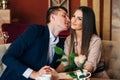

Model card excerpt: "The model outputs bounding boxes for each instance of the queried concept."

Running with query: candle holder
[1,0,7,9]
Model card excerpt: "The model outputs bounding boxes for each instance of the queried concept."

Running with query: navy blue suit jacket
[0,24,64,80]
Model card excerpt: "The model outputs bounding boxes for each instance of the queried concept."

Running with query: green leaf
[67,72,77,78]
[64,64,76,71]
[68,53,77,67]
[64,65,73,70]
[69,52,77,58]
[57,58,68,62]
[54,46,65,55]
[75,66,84,73]
[79,75,86,78]
[79,66,84,73]
[69,57,75,66]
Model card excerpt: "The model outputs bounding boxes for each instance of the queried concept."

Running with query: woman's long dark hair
[69,6,97,56]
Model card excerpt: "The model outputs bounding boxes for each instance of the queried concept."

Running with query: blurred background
[0,0,120,42]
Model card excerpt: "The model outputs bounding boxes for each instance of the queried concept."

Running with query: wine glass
[0,31,5,44]
[0,31,3,40]
[3,31,9,43]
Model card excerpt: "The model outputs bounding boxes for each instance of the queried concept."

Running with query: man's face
[53,9,70,31]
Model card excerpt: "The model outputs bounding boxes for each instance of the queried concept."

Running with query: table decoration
[54,46,91,80]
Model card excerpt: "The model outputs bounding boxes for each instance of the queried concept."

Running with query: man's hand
[29,65,52,79]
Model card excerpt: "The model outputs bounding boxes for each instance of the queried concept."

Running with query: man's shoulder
[20,24,48,45]
[28,24,46,29]
[25,24,48,33]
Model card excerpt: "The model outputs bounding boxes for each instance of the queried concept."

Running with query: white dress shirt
[49,30,59,63]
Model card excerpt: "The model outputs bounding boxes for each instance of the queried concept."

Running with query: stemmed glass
[3,31,9,43]
[0,31,3,40]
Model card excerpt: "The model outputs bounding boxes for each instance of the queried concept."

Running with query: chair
[103,40,120,79]
[0,43,11,76]
[2,23,70,43]
[2,23,28,43]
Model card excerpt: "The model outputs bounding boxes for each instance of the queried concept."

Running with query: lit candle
[2,0,7,9]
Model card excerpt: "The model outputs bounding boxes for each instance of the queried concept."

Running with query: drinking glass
[0,31,3,40]
[3,31,9,43]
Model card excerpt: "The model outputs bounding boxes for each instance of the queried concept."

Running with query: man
[0,6,70,80]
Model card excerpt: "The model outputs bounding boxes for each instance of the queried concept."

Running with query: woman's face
[71,10,83,30]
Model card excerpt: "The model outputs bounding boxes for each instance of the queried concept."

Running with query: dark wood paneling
[100,0,104,39]
[88,0,93,8]
[70,0,80,17]
[8,0,80,25]
[8,0,48,25]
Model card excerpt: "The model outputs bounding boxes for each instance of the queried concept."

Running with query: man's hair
[46,6,68,24]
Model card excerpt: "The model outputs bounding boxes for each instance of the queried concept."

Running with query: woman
[57,6,109,78]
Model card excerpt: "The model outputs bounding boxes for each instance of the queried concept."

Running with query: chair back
[2,23,28,43]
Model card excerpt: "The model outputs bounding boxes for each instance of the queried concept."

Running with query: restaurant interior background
[0,0,120,41]
[1,0,120,79]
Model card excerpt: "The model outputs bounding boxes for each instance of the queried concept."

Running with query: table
[90,78,116,80]
[60,78,116,80]
[58,73,116,80]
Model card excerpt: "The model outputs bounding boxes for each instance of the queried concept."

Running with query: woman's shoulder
[66,35,71,40]
[64,35,71,45]
[90,34,102,44]
[91,34,101,40]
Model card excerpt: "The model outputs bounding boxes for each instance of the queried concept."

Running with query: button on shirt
[23,29,59,78]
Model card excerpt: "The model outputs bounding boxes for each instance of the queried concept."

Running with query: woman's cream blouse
[62,34,102,72]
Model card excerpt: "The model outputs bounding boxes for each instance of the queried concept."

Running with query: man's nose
[66,16,70,22]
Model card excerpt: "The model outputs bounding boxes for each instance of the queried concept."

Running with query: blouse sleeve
[61,36,71,66]
[84,35,102,72]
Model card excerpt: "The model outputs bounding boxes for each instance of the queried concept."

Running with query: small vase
[76,70,91,80]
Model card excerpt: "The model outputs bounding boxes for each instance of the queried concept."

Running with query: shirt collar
[49,29,59,44]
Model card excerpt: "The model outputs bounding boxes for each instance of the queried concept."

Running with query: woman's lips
[71,23,77,26]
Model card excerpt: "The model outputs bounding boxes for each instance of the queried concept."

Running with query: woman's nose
[71,17,77,23]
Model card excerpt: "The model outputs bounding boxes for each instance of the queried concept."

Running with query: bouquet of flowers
[54,46,87,79]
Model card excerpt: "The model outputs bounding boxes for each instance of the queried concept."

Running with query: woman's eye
[78,18,82,20]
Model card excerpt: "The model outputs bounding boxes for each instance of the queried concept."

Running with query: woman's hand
[49,67,59,80]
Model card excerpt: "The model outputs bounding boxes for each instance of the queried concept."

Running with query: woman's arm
[56,63,65,72]
[84,35,102,73]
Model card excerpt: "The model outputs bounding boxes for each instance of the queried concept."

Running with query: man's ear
[50,14,55,21]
